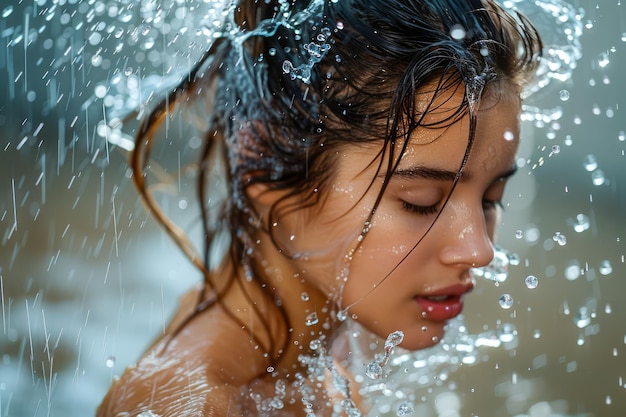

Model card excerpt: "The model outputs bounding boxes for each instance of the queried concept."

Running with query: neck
[222,249,342,382]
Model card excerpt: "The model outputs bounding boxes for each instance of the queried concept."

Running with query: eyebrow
[389,165,518,183]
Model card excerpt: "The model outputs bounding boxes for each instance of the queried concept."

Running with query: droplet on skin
[559,89,570,101]
[336,309,348,321]
[309,339,322,350]
[304,312,319,326]
[137,412,161,417]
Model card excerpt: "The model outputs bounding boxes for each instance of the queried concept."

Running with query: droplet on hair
[449,24,466,40]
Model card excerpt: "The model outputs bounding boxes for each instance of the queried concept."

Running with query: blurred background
[0,0,624,416]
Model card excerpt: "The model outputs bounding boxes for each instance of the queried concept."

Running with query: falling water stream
[1,0,625,416]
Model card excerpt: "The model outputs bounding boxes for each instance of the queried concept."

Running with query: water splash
[365,331,404,380]
[347,318,519,414]
[470,245,518,283]
[501,0,584,122]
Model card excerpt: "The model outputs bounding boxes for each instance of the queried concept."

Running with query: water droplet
[619,131,626,142]
[397,401,415,416]
[105,355,116,368]
[525,275,539,289]
[266,366,275,373]
[309,339,322,350]
[471,246,511,283]
[574,307,591,328]
[569,213,590,233]
[552,232,567,246]
[591,169,606,186]
[514,230,524,239]
[583,154,598,171]
[384,331,404,351]
[576,334,585,346]
[2,6,13,18]
[499,294,514,309]
[450,24,466,40]
[533,329,541,339]
[300,292,309,301]
[503,129,515,141]
[599,260,613,275]
[606,395,612,405]
[551,145,560,154]
[559,89,570,101]
[596,52,610,68]
[138,411,160,417]
[565,260,581,280]
[304,312,319,326]
[336,309,348,321]
[365,361,383,379]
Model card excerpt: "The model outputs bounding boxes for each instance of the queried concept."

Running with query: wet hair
[130,0,541,363]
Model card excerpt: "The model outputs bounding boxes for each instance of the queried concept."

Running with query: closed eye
[402,201,439,216]
[482,199,504,212]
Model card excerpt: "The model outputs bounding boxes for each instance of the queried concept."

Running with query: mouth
[414,284,473,321]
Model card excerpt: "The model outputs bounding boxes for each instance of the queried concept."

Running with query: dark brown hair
[130,0,542,363]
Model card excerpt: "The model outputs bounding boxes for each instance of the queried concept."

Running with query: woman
[97,0,541,415]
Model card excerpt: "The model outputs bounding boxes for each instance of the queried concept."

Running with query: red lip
[415,283,474,321]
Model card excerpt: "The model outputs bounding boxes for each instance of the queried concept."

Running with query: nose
[438,205,495,268]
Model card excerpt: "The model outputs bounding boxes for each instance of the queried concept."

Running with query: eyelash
[402,199,504,215]
[401,201,439,215]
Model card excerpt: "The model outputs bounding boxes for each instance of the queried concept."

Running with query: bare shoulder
[96,287,259,417]
[96,348,239,416]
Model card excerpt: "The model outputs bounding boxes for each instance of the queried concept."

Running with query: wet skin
[256,84,521,352]
[97,85,521,416]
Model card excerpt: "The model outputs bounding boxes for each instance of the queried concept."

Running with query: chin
[398,324,446,351]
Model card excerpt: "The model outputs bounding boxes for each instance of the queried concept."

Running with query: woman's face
[269,84,521,350]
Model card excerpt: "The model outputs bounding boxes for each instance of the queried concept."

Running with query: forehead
[401,83,521,172]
